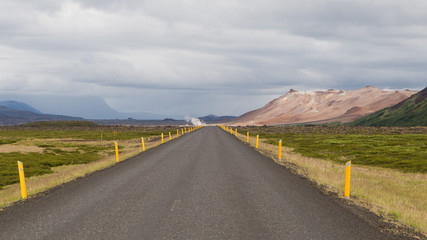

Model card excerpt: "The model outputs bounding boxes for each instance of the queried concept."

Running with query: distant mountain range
[0,95,167,119]
[351,87,427,126]
[0,100,193,126]
[0,100,42,114]
[198,114,236,124]
[0,104,83,125]
[231,86,418,126]
[2,86,425,127]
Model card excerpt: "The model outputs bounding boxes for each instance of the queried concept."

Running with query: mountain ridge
[351,87,427,126]
[0,106,83,126]
[198,114,236,123]
[231,86,417,125]
[0,100,42,114]
[0,95,166,120]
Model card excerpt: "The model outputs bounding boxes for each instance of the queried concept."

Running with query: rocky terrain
[232,86,417,125]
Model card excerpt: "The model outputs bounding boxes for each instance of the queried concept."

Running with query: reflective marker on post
[141,137,145,151]
[256,135,259,148]
[161,133,164,143]
[278,140,282,161]
[344,161,352,199]
[17,161,27,199]
[247,132,249,142]
[169,132,172,140]
[115,141,119,162]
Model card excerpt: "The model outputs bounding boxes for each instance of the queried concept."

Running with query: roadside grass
[0,125,190,209]
[0,143,111,188]
[228,126,427,237]
[239,126,427,173]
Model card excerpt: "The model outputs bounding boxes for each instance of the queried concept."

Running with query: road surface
[0,127,404,239]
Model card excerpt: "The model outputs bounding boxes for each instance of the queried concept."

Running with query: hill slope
[231,86,417,125]
[0,100,42,114]
[0,106,83,125]
[351,87,427,126]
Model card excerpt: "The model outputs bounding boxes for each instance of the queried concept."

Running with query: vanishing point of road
[0,127,404,239]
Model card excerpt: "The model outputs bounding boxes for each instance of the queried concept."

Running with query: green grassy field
[0,145,111,188]
[239,126,427,173]
[2,121,180,140]
[0,122,184,189]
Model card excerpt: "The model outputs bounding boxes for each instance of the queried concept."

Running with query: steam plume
[184,116,205,126]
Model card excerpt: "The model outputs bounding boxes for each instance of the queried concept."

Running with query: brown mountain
[351,87,427,126]
[232,86,417,126]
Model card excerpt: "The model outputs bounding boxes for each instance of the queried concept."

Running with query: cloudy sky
[0,0,426,118]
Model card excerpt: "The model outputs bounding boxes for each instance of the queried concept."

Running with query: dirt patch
[0,145,43,153]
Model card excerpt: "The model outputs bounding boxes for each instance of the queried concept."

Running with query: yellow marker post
[247,132,249,142]
[161,133,164,143]
[182,129,184,135]
[177,129,179,137]
[278,140,282,161]
[169,132,172,140]
[344,161,352,199]
[235,129,237,136]
[141,137,145,151]
[115,141,119,162]
[256,135,259,148]
[17,161,27,199]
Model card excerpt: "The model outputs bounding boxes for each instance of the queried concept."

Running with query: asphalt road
[0,127,403,239]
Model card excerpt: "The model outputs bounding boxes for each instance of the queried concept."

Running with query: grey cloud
[0,0,426,116]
